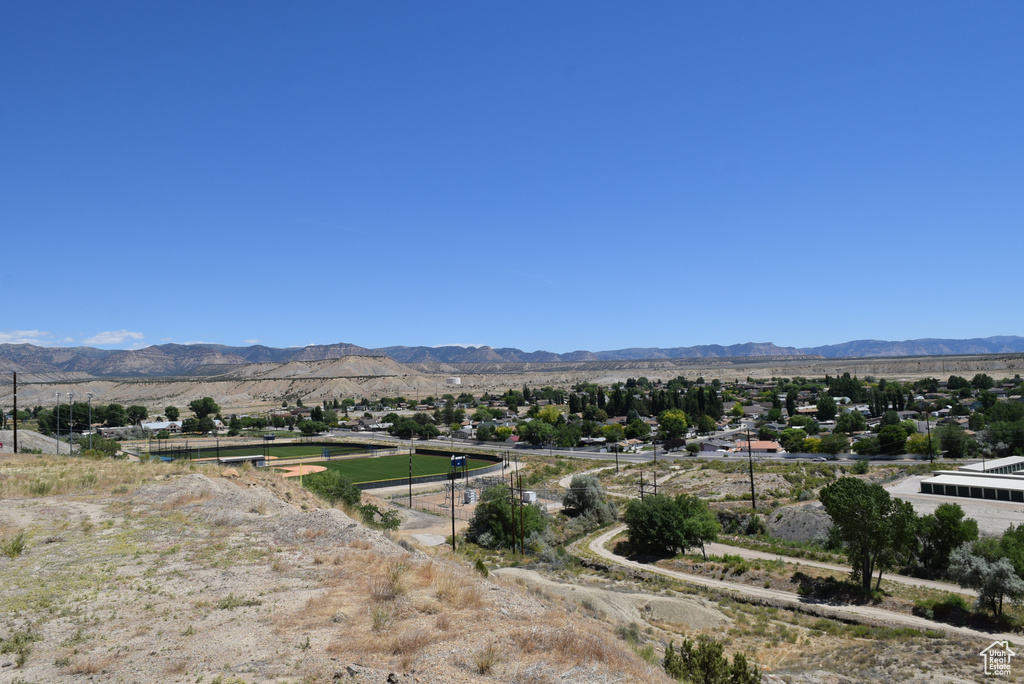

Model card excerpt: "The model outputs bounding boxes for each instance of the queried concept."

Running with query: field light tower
[87,392,93,451]
[68,393,74,454]
[55,391,61,455]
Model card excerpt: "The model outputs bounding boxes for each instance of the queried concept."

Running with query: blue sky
[3,2,1022,353]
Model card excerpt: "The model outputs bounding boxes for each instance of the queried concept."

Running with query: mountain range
[0,336,1022,378]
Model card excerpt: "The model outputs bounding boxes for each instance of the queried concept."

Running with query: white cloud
[0,329,54,345]
[81,330,145,345]
[243,339,261,345]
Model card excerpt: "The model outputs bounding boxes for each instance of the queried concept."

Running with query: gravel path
[588,525,1012,643]
[701,541,978,597]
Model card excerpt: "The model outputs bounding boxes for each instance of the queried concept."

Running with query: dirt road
[588,526,1012,643]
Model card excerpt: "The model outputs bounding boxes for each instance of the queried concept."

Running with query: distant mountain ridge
[0,336,1022,377]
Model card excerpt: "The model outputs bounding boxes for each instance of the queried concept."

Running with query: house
[701,439,733,453]
[140,420,184,434]
[736,440,782,454]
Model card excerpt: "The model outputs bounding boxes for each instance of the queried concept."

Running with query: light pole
[55,391,61,455]
[68,393,73,455]
[87,392,93,451]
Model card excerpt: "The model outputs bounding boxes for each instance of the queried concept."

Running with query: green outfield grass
[317,453,495,484]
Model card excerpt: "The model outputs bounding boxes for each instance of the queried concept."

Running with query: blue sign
[451,455,466,469]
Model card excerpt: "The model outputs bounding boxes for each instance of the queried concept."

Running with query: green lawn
[317,453,495,484]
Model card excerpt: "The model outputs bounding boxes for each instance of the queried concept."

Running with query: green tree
[818,433,848,456]
[657,409,689,441]
[624,419,651,440]
[947,375,970,390]
[105,404,127,428]
[197,416,216,434]
[785,389,798,418]
[536,405,561,425]
[852,436,879,456]
[816,394,837,422]
[126,405,148,426]
[304,470,361,507]
[189,397,220,420]
[877,425,908,456]
[820,477,917,592]
[476,424,494,441]
[663,637,760,684]
[624,494,719,559]
[520,419,554,446]
[779,428,807,453]
[552,421,581,448]
[949,544,1024,616]
[297,420,326,436]
[466,484,547,550]
[971,373,995,390]
[697,414,718,435]
[601,423,625,443]
[936,423,974,459]
[165,406,180,421]
[562,474,617,526]
[417,422,440,439]
[624,495,688,556]
[835,410,867,434]
[905,433,930,455]
[918,503,979,575]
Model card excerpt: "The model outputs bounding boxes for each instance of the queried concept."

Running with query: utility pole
[653,468,657,496]
[509,469,517,553]
[925,407,934,464]
[450,464,456,552]
[68,393,73,455]
[517,471,525,555]
[408,436,413,507]
[12,372,17,454]
[86,392,92,451]
[746,430,756,511]
[55,391,61,455]
[639,471,645,502]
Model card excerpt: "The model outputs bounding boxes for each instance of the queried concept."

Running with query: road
[346,429,935,467]
[587,526,1007,642]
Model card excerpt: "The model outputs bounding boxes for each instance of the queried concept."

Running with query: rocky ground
[0,454,670,684]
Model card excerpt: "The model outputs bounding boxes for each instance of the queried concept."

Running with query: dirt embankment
[0,455,670,683]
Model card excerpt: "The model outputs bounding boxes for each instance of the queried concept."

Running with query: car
[813,457,827,462]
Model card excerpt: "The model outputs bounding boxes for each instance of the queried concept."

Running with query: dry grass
[0,451,684,683]
[63,656,114,674]
[368,556,411,602]
[510,619,637,671]
[157,491,215,510]
[164,658,190,674]
[473,643,501,674]
[390,627,433,655]
[433,566,482,608]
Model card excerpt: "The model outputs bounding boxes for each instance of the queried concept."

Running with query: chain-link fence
[386,480,566,521]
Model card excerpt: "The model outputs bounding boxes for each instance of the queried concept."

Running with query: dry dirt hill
[0,454,670,684]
